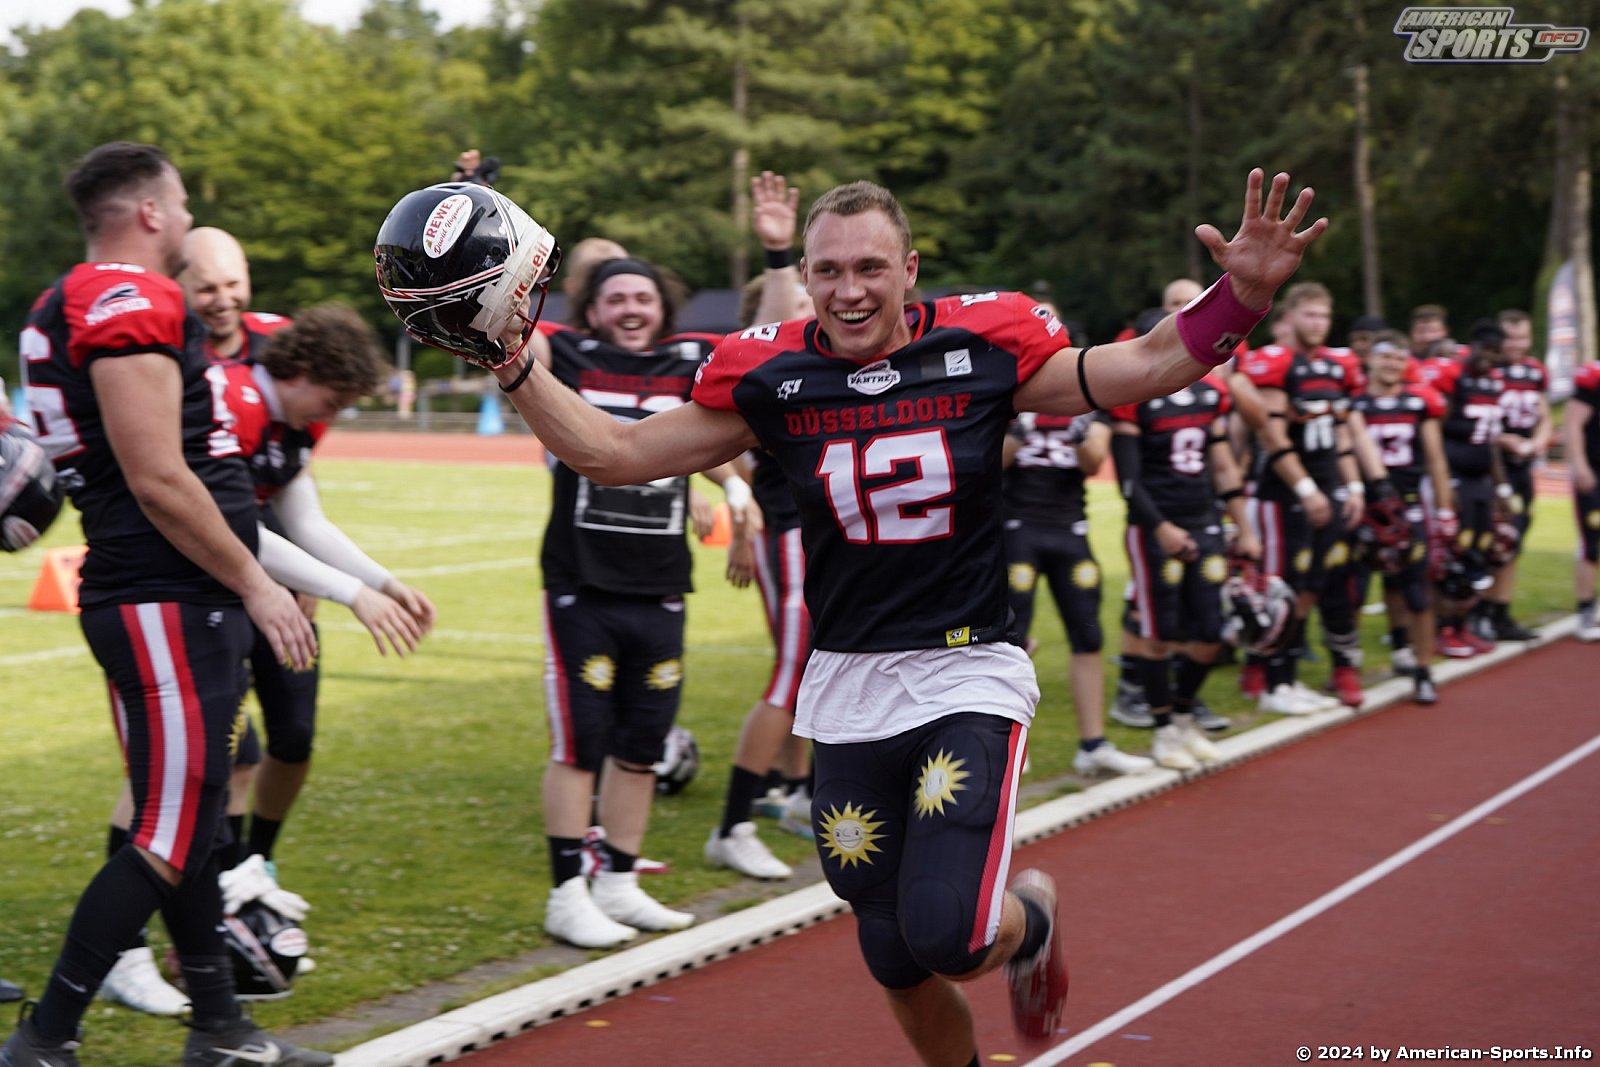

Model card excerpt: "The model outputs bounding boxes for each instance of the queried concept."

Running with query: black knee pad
[855,905,930,989]
[265,723,314,765]
[899,876,997,978]
[1065,616,1103,655]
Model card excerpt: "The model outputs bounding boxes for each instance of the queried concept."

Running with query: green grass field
[0,457,1580,1063]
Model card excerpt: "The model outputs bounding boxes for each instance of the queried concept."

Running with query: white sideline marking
[391,556,538,579]
[0,644,88,668]
[1024,729,1600,1067]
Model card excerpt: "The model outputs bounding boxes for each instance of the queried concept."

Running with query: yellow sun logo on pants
[914,750,969,818]
[1072,560,1100,589]
[1009,562,1037,593]
[646,659,683,691]
[819,802,885,868]
[581,655,616,691]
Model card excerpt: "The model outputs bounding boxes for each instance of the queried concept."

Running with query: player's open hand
[384,579,438,633]
[751,171,800,253]
[351,586,427,657]
[245,581,318,671]
[1195,170,1328,310]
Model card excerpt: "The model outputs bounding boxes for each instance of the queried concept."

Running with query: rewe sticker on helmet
[422,194,474,258]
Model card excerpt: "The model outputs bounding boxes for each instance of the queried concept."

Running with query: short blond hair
[803,181,911,258]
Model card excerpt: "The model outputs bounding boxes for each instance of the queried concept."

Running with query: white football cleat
[1173,719,1220,762]
[544,876,637,949]
[590,870,695,931]
[705,822,793,879]
[1072,742,1155,777]
[98,945,189,1016]
[1259,684,1323,716]
[1151,725,1199,771]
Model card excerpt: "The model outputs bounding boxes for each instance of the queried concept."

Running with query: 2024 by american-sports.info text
[1297,1046,1593,1062]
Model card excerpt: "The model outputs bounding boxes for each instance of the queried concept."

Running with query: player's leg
[1316,516,1364,708]
[1171,528,1231,732]
[539,589,634,949]
[1575,488,1600,640]
[810,727,984,1065]
[245,621,320,863]
[1047,531,1148,776]
[1004,519,1042,654]
[1481,463,1536,639]
[590,595,694,933]
[708,526,805,878]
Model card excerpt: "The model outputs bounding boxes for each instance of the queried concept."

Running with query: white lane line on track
[1025,730,1600,1066]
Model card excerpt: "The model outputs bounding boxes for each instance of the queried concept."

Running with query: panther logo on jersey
[85,282,153,325]
[846,359,899,396]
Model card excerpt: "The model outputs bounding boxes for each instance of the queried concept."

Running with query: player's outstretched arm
[257,528,425,656]
[1017,170,1327,417]
[494,355,758,485]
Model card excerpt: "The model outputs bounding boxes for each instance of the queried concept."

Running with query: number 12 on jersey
[817,428,954,544]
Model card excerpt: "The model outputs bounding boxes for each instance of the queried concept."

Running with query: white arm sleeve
[258,527,364,606]
[270,471,395,591]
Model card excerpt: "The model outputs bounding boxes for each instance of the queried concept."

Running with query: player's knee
[899,878,993,979]
[1066,619,1103,655]
[265,728,313,765]
[611,725,669,769]
[856,910,930,990]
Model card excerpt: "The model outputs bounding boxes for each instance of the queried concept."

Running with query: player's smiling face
[586,273,663,353]
[803,209,918,362]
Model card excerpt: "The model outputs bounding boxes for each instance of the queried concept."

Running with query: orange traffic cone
[701,502,732,547]
[28,544,87,614]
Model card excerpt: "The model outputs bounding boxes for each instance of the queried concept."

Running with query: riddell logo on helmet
[423,194,474,258]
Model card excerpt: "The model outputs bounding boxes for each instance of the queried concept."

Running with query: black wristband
[1264,446,1294,467]
[498,355,536,394]
[1077,346,1102,411]
[763,247,793,270]
[1218,487,1244,503]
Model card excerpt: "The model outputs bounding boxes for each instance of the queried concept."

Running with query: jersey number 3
[817,429,954,544]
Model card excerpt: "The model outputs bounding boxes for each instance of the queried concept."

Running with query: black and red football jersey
[1002,413,1094,527]
[692,290,1065,652]
[219,361,327,516]
[1574,363,1600,468]
[1496,356,1547,464]
[1432,359,1506,477]
[1324,347,1367,396]
[20,263,256,607]
[1239,344,1352,499]
[541,327,713,596]
[751,448,800,533]
[205,311,292,367]
[1353,384,1446,497]
[1106,377,1230,525]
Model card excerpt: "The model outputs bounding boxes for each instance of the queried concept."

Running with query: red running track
[455,638,1600,1067]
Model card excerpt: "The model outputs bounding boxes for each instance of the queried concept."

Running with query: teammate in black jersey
[387,169,1325,1064]
[1567,360,1600,641]
[513,255,754,949]
[1353,332,1453,703]
[7,142,326,1067]
[1003,407,1155,777]
[1432,321,1512,657]
[1109,324,1258,770]
[1477,309,1548,641]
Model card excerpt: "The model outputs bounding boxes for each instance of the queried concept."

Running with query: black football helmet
[374,183,561,369]
[653,724,700,796]
[221,900,309,1000]
[1354,492,1415,577]
[1221,559,1296,656]
[0,416,64,552]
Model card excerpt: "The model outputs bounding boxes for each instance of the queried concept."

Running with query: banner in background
[1547,258,1578,402]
